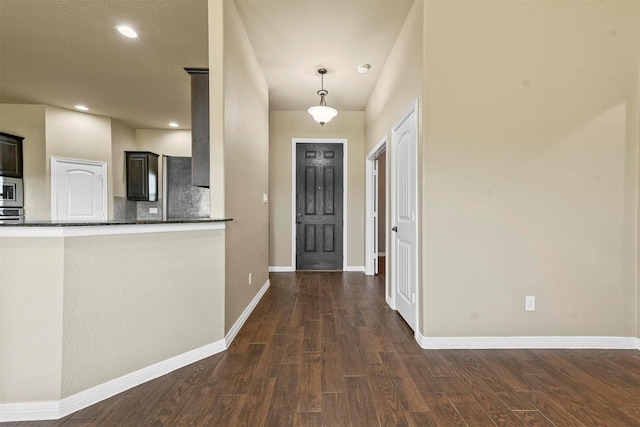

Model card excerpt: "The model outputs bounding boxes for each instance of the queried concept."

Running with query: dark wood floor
[6,270,640,426]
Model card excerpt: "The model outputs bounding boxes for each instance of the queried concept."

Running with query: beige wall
[0,237,64,402]
[45,106,114,218]
[365,0,423,300]
[0,230,225,402]
[365,0,423,155]
[111,120,137,198]
[0,104,48,219]
[421,1,640,337]
[61,231,225,396]
[208,0,225,218]
[218,0,270,334]
[269,111,366,269]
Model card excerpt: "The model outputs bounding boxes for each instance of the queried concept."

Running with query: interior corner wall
[0,104,48,220]
[208,0,225,219]
[364,0,423,299]
[221,0,270,335]
[422,0,640,338]
[365,0,423,156]
[269,111,366,269]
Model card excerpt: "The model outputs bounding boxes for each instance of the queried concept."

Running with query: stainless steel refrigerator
[162,156,210,220]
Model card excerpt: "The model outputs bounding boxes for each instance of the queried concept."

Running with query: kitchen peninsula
[0,218,231,420]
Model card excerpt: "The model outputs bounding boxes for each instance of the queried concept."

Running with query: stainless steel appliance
[162,156,209,220]
[0,207,24,222]
[0,176,23,208]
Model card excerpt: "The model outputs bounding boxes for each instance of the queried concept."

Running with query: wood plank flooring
[5,270,640,426]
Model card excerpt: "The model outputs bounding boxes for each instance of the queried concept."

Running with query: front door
[296,143,343,270]
[392,103,418,330]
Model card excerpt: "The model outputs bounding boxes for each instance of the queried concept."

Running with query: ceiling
[0,0,413,130]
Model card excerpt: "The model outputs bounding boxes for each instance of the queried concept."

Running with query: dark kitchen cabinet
[0,132,24,178]
[185,67,209,188]
[126,151,159,201]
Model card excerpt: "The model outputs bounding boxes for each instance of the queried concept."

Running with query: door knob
[392,226,398,232]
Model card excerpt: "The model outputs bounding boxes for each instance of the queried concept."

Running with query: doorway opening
[292,138,348,271]
[365,136,389,301]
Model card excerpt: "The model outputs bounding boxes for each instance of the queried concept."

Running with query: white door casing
[391,100,418,331]
[365,136,387,277]
[373,159,380,275]
[51,157,107,222]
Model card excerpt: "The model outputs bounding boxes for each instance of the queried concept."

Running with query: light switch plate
[263,193,268,203]
[149,207,158,214]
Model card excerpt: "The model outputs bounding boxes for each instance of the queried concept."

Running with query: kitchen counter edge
[0,218,232,238]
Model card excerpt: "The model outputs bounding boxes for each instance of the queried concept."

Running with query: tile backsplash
[114,197,162,220]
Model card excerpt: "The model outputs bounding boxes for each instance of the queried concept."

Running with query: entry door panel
[393,106,417,331]
[297,144,343,270]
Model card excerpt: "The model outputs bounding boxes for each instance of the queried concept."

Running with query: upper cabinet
[0,132,24,178]
[126,151,159,202]
[185,67,209,188]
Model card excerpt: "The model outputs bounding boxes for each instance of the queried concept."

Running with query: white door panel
[392,102,418,331]
[52,158,107,222]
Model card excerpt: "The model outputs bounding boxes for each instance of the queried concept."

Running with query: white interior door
[51,158,107,222]
[392,103,418,331]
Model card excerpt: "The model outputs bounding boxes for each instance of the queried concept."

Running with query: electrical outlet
[525,296,535,311]
[249,273,252,286]
[263,193,269,203]
[149,207,158,214]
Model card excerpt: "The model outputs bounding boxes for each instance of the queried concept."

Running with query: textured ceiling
[0,0,413,129]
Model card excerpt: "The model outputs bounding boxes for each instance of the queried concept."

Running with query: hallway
[8,272,640,426]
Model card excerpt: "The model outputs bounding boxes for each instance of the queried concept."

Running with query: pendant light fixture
[308,68,338,126]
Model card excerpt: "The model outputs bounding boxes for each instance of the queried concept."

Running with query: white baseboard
[269,266,365,273]
[415,333,640,350]
[225,279,270,348]
[0,340,226,422]
[0,279,274,423]
[269,266,294,272]
[385,295,396,310]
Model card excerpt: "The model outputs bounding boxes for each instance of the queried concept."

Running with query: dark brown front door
[296,143,344,270]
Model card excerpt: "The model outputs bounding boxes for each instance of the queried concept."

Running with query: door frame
[51,157,108,221]
[391,99,419,332]
[291,138,348,271]
[365,135,387,276]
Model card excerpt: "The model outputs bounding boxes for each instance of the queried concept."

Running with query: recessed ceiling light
[116,25,138,38]
[168,122,179,128]
[357,64,371,74]
[75,105,89,111]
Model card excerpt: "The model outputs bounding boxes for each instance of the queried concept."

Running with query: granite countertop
[0,218,232,227]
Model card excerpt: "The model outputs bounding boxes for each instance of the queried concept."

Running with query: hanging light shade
[308,68,338,126]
